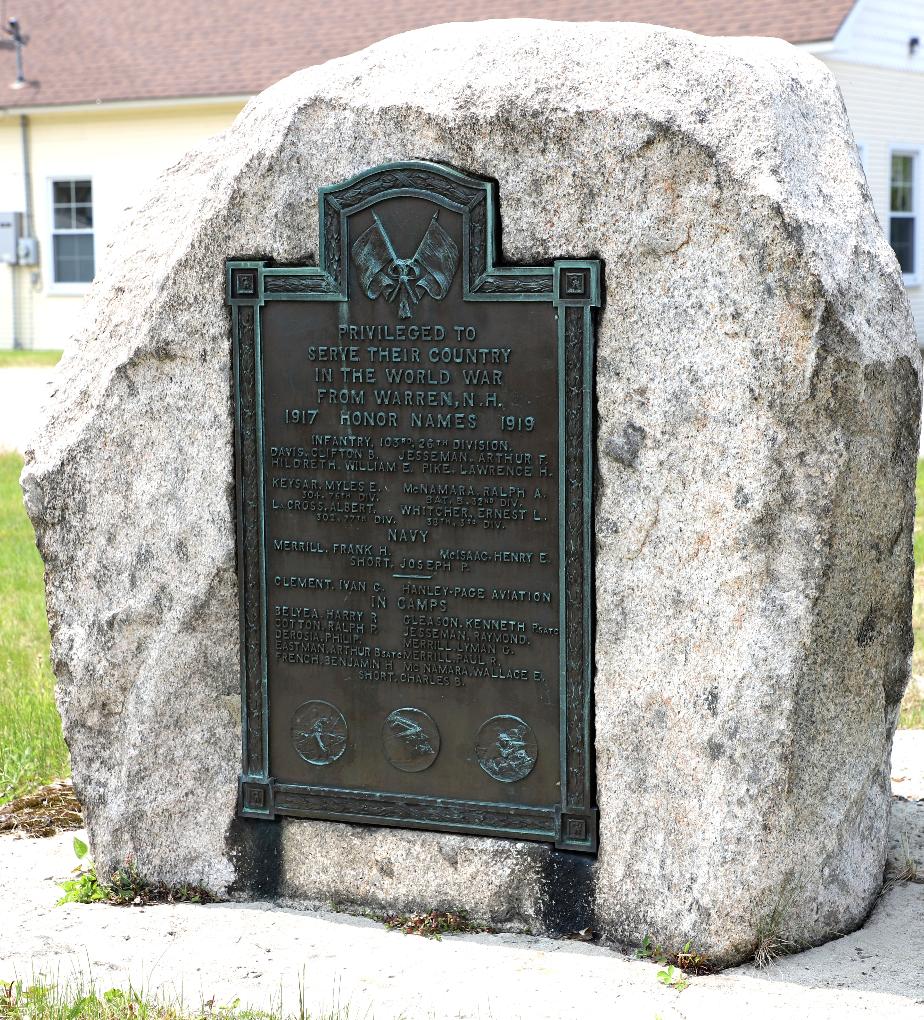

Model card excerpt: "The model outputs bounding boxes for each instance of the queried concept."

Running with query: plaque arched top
[227,160,599,307]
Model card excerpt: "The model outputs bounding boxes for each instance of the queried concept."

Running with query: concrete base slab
[1,796,922,1020]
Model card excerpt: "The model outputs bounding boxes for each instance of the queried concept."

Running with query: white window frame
[46,175,95,295]
[888,146,922,287]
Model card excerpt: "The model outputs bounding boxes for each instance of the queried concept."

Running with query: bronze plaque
[229,162,599,851]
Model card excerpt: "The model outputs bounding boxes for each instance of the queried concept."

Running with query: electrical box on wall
[0,212,23,264]
[17,237,38,265]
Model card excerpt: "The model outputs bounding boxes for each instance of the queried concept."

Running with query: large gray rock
[22,20,920,965]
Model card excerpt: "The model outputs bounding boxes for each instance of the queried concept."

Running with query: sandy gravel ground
[1,738,922,1020]
[0,367,56,454]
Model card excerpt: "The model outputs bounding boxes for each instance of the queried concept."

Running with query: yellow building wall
[0,100,245,349]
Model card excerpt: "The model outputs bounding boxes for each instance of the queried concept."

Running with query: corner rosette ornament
[351,211,459,319]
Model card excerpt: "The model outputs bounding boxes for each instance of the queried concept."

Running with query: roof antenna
[4,17,26,89]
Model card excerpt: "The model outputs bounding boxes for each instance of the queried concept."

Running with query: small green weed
[656,964,689,992]
[56,864,107,905]
[674,940,712,974]
[57,837,213,907]
[636,935,668,964]
[56,837,105,905]
[637,936,711,974]
[383,909,488,939]
[103,860,212,906]
[637,935,709,992]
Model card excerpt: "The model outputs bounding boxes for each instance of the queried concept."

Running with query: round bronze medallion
[475,715,538,783]
[290,700,348,766]
[382,707,441,772]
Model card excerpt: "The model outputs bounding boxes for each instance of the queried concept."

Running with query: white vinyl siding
[823,57,924,341]
[830,0,924,72]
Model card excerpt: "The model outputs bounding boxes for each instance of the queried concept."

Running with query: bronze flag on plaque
[227,162,600,852]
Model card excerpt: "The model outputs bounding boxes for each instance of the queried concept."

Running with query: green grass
[0,452,69,804]
[0,977,353,1020]
[0,349,62,368]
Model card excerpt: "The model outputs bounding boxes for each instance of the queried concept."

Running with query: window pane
[51,179,94,280]
[892,183,913,213]
[890,216,915,274]
[893,155,913,185]
[891,155,915,212]
[53,233,94,283]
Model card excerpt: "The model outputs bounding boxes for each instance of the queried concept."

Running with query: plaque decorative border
[228,161,600,853]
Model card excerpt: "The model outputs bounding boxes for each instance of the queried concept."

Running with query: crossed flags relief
[351,211,459,319]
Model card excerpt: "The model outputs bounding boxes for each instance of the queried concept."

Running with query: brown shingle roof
[0,1,858,109]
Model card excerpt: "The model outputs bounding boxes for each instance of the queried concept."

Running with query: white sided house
[1,0,924,348]
[813,0,924,344]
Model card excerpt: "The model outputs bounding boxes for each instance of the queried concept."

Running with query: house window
[890,153,917,277]
[52,179,94,284]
